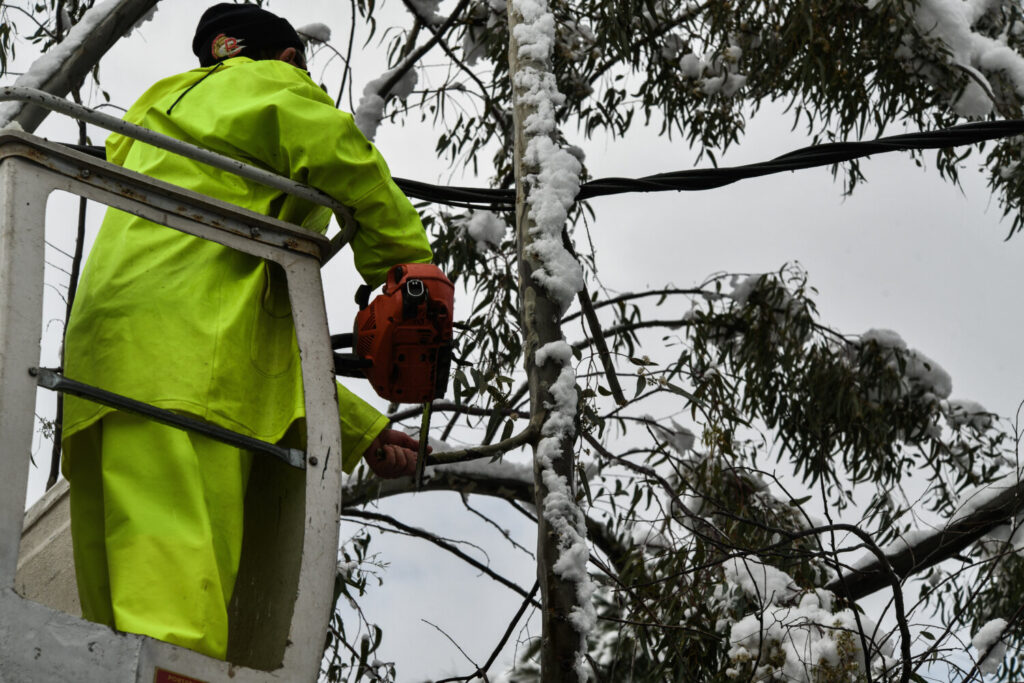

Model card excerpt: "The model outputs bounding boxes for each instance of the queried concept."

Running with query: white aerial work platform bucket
[0,89,354,683]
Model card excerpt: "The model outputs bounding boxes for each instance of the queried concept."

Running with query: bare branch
[343,508,540,607]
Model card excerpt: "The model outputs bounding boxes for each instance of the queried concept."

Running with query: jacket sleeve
[337,382,389,473]
[199,60,433,288]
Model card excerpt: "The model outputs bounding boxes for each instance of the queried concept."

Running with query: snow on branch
[830,469,1024,601]
[508,3,594,672]
[354,0,472,140]
[0,0,161,132]
[886,0,1024,117]
[971,617,1009,675]
[533,342,597,638]
[512,4,584,312]
[296,22,332,45]
[353,67,418,141]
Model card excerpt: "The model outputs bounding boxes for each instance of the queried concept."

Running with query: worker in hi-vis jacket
[61,4,431,660]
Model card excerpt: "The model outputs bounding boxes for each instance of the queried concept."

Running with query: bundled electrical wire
[393,118,1024,211]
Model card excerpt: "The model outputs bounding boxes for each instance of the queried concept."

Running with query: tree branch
[0,0,161,132]
[828,473,1024,601]
[378,0,472,101]
[343,508,540,607]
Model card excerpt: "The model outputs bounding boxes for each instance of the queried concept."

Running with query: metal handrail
[31,368,306,469]
[0,86,357,251]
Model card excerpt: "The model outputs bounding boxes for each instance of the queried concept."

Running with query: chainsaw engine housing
[352,263,454,403]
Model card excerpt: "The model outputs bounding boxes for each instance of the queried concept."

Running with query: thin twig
[343,508,540,607]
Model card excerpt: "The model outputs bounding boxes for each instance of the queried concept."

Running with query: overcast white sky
[11,0,1023,679]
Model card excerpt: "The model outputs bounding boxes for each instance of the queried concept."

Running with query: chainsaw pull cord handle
[402,278,426,319]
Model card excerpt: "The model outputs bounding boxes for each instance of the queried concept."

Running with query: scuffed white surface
[0,0,123,126]
[354,66,418,141]
[297,22,332,44]
[972,618,1007,674]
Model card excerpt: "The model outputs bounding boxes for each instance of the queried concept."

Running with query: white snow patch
[433,457,535,485]
[354,67,418,141]
[407,0,445,25]
[512,1,594,661]
[943,398,993,430]
[860,329,952,399]
[727,590,892,681]
[972,618,1008,674]
[462,210,507,251]
[899,0,1024,117]
[0,0,122,127]
[725,556,801,604]
[680,53,704,78]
[297,22,332,44]
[510,0,585,314]
[728,274,761,304]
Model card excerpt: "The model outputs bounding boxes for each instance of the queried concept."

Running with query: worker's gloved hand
[365,428,431,479]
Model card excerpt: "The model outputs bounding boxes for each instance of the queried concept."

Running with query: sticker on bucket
[154,669,210,683]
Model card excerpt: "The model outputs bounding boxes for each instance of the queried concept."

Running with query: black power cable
[393,119,1024,210]
[64,118,1024,211]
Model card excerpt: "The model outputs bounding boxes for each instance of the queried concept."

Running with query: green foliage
[682,267,1009,531]
[323,530,396,683]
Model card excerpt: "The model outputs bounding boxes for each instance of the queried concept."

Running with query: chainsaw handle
[331,332,354,350]
[333,352,371,377]
[331,333,371,377]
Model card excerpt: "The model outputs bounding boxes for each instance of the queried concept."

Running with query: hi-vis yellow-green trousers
[66,411,253,660]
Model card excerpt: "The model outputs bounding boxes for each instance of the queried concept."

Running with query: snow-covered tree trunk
[0,0,160,132]
[507,1,595,679]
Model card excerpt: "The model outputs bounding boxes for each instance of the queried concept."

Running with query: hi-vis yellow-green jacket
[62,56,432,472]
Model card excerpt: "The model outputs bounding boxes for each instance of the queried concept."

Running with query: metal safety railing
[0,86,358,253]
[31,368,306,469]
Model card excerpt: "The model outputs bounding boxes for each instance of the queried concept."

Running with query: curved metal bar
[0,86,358,250]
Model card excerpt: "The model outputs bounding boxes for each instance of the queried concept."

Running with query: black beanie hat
[192,3,304,67]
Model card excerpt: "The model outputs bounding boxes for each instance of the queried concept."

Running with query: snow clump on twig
[720,558,896,680]
[860,328,953,400]
[297,23,332,44]
[878,0,1024,118]
[971,618,1008,674]
[407,0,445,25]
[461,210,507,252]
[354,67,418,141]
[0,0,122,126]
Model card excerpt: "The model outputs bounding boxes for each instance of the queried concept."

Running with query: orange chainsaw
[332,263,455,484]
